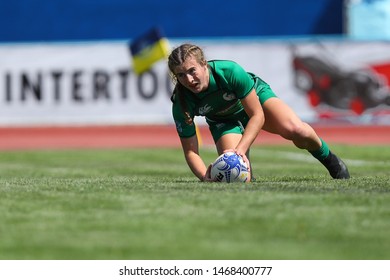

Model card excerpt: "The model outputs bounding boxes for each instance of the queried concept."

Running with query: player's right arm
[172,90,213,182]
[180,135,212,182]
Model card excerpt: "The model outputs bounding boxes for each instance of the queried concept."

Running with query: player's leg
[261,98,321,149]
[215,133,242,154]
[261,97,350,179]
[215,133,253,181]
[208,120,253,181]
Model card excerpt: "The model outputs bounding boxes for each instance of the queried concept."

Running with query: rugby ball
[210,152,250,183]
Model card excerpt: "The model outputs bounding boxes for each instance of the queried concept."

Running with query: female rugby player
[168,43,350,182]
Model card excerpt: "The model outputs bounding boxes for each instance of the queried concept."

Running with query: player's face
[173,56,209,93]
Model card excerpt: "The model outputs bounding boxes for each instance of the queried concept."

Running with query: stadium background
[0,0,389,149]
[2,1,390,268]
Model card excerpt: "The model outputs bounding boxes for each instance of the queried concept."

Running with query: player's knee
[279,121,307,141]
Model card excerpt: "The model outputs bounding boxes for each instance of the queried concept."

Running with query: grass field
[0,144,389,260]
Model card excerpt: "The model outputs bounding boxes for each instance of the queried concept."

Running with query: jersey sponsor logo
[198,104,212,115]
[216,103,238,116]
[222,92,236,101]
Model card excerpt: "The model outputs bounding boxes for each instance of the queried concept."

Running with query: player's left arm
[235,89,265,158]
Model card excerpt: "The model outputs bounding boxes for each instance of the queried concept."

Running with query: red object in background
[370,62,390,86]
[308,90,321,106]
[292,51,390,115]
[350,98,365,115]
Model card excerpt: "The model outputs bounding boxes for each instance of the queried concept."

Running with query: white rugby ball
[210,152,250,183]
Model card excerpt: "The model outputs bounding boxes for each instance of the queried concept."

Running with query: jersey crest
[198,104,212,115]
[222,92,236,101]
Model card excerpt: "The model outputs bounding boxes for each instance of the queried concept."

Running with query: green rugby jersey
[171,60,269,138]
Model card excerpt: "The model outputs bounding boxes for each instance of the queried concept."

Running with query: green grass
[0,145,389,260]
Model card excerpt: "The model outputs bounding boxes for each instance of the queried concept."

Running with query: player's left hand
[223,148,251,172]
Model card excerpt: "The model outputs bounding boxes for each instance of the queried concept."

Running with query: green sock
[309,138,330,161]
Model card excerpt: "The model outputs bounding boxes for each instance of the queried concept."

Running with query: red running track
[0,125,389,150]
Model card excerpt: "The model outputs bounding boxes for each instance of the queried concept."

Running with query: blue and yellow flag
[129,27,170,74]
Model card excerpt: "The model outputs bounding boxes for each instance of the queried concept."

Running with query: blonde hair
[168,43,206,82]
[168,44,207,125]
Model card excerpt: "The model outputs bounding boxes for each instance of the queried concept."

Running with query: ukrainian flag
[129,27,170,74]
